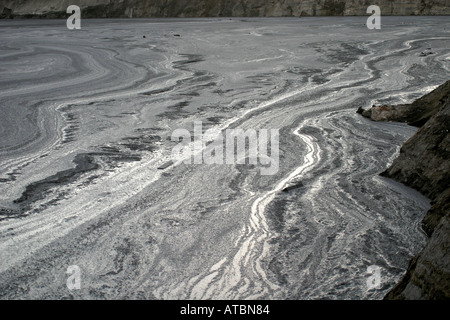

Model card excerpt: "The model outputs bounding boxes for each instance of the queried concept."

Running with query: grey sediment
[12,153,99,207]
[8,151,142,218]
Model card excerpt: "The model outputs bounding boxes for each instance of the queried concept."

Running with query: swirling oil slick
[0,17,449,299]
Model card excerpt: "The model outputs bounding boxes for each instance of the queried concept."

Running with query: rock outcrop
[358,80,450,127]
[359,81,450,299]
[1,0,449,19]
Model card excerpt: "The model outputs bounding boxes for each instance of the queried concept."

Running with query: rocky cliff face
[359,81,450,299]
[1,0,449,18]
[383,98,449,300]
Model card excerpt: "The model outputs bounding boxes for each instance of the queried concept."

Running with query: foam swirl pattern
[0,17,449,299]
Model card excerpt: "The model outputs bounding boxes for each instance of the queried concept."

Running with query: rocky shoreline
[1,0,450,19]
[358,80,450,299]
